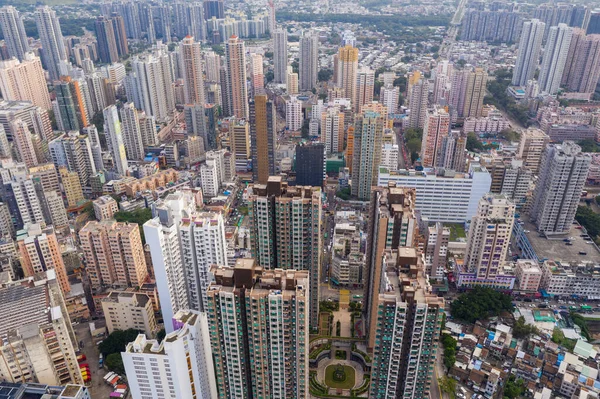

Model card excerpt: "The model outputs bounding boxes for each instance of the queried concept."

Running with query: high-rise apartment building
[296,141,325,187]
[517,127,550,174]
[250,53,264,94]
[0,6,30,61]
[95,16,119,64]
[351,105,387,200]
[180,36,206,105]
[119,102,145,161]
[512,19,545,86]
[54,77,90,132]
[322,107,345,153]
[172,2,206,42]
[59,167,84,208]
[247,176,322,329]
[42,191,68,230]
[10,119,38,168]
[207,260,309,399]
[299,32,318,91]
[128,50,175,121]
[103,105,128,176]
[17,223,70,295]
[0,270,83,386]
[369,249,444,399]
[123,310,217,399]
[35,6,67,81]
[179,211,227,313]
[337,45,359,103]
[440,130,467,172]
[230,118,251,166]
[49,132,97,189]
[462,67,487,117]
[273,28,288,84]
[355,68,375,112]
[380,85,400,114]
[538,23,573,94]
[364,185,418,350]
[530,141,591,234]
[79,220,148,290]
[109,12,128,58]
[0,163,45,229]
[0,53,51,110]
[562,30,600,95]
[143,191,197,331]
[285,95,303,131]
[250,95,276,184]
[463,194,515,285]
[224,35,249,119]
[425,222,450,280]
[421,107,451,168]
[287,69,299,94]
[407,78,428,129]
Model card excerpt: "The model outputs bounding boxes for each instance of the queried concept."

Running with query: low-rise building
[541,261,600,298]
[93,195,118,221]
[101,291,158,337]
[514,259,542,293]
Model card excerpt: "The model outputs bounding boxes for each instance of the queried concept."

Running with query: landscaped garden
[324,364,356,390]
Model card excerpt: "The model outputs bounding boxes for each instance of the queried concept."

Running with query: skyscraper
[207,261,309,399]
[48,132,97,189]
[421,107,451,168]
[103,105,128,176]
[530,141,591,234]
[380,84,400,114]
[517,127,550,174]
[364,185,418,350]
[425,222,450,280]
[539,23,573,94]
[35,6,67,81]
[110,12,129,57]
[79,220,148,290]
[59,167,84,208]
[95,16,119,64]
[180,36,206,105]
[299,32,318,91]
[351,104,387,200]
[369,249,444,399]
[337,45,359,102]
[17,223,70,295]
[173,2,206,42]
[273,28,288,84]
[355,68,375,113]
[512,19,545,86]
[0,6,29,61]
[54,78,82,132]
[248,176,322,329]
[250,95,276,184]
[143,191,197,332]
[562,30,600,95]
[0,53,51,110]
[285,95,303,131]
[10,119,38,168]
[296,142,325,187]
[407,78,428,128]
[129,50,175,121]
[321,106,345,153]
[250,53,264,94]
[123,310,217,399]
[120,102,145,161]
[224,35,249,119]
[179,211,227,312]
[462,67,487,117]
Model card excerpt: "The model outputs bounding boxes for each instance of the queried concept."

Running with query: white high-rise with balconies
[538,23,573,95]
[0,6,29,61]
[35,6,68,81]
[285,96,303,131]
[273,28,288,84]
[103,105,128,176]
[512,19,545,86]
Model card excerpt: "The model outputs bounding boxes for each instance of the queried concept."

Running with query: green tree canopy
[98,329,143,357]
[105,353,125,375]
[450,287,513,323]
[466,132,484,152]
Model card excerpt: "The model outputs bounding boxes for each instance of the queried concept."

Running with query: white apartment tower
[538,23,573,95]
[273,28,288,84]
[179,211,227,312]
[355,68,375,113]
[512,19,546,86]
[464,194,515,280]
[0,6,30,61]
[0,53,51,110]
[322,107,344,153]
[180,36,206,105]
[144,191,197,332]
[530,141,591,234]
[123,310,217,399]
[103,105,128,176]
[299,32,318,91]
[119,102,145,161]
[34,6,67,81]
[285,96,303,131]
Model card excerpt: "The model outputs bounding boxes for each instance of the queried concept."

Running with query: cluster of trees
[336,187,351,200]
[484,69,530,127]
[503,375,526,399]
[277,12,451,27]
[114,208,153,244]
[438,376,457,397]
[512,316,539,338]
[571,313,591,341]
[575,206,600,240]
[441,333,457,370]
[13,18,97,39]
[466,132,484,152]
[450,287,513,323]
[578,139,599,153]
[98,329,143,375]
[404,128,422,163]
[318,68,333,82]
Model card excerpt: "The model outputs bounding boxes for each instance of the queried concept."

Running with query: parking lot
[74,323,114,398]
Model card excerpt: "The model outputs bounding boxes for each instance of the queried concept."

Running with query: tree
[513,316,538,338]
[503,375,525,399]
[211,45,225,56]
[91,112,104,133]
[393,76,407,92]
[105,353,125,375]
[498,129,520,142]
[291,60,299,74]
[578,139,599,153]
[576,206,600,239]
[264,51,273,59]
[466,132,484,152]
[157,329,166,342]
[438,376,457,397]
[450,287,513,323]
[441,333,457,370]
[265,70,274,83]
[318,68,333,82]
[98,329,143,357]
